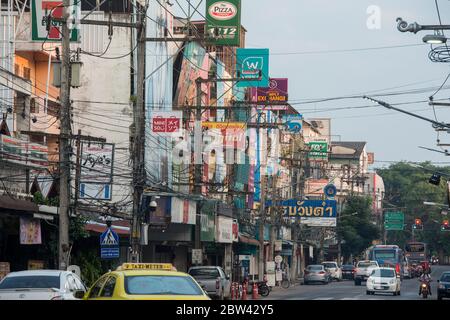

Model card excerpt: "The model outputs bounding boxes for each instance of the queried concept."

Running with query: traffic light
[414,218,423,230]
[442,220,450,231]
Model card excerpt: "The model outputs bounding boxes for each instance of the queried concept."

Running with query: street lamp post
[397,18,450,34]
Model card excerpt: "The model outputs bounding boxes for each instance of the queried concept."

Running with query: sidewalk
[237,279,304,300]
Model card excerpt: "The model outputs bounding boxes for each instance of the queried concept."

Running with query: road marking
[313,297,333,300]
[340,297,358,300]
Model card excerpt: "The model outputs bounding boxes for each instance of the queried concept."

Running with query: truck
[354,260,379,286]
[188,266,231,300]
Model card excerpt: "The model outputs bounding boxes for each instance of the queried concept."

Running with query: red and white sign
[304,179,328,197]
[208,1,237,20]
[232,219,239,242]
[171,197,196,225]
[151,111,182,135]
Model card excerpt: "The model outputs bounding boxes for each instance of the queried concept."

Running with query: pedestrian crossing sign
[100,227,120,259]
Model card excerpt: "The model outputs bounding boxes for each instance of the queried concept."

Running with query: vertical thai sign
[236,48,269,87]
[31,0,80,41]
[205,0,241,46]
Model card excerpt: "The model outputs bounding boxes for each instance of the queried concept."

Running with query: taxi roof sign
[119,263,175,271]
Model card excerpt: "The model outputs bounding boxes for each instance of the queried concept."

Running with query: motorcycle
[419,279,431,299]
[257,280,270,297]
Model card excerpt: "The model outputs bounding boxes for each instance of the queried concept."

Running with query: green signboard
[308,141,328,160]
[384,211,404,231]
[205,0,241,46]
[200,201,216,242]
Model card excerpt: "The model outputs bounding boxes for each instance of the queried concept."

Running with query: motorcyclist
[418,271,432,296]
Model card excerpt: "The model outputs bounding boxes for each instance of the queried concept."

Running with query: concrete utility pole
[130,9,146,263]
[194,79,203,252]
[58,0,72,270]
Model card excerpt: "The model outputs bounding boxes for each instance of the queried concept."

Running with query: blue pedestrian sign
[100,227,120,259]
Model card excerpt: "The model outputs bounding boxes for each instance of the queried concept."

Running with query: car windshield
[371,269,395,278]
[189,268,220,278]
[440,274,450,282]
[307,265,323,271]
[374,250,396,260]
[124,275,203,295]
[322,263,336,268]
[358,262,377,268]
[0,276,60,289]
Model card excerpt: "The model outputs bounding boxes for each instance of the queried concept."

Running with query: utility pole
[130,9,146,263]
[58,0,72,271]
[194,79,203,252]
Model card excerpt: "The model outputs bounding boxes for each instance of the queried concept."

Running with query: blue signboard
[236,48,269,87]
[100,227,120,259]
[283,114,303,133]
[324,184,337,198]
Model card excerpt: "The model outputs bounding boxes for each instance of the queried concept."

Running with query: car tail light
[51,295,64,300]
[352,268,356,273]
[304,270,309,275]
[319,271,325,274]
[216,278,220,290]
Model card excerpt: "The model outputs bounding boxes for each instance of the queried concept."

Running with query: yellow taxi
[82,263,210,300]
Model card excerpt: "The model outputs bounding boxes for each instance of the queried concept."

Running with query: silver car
[304,265,331,285]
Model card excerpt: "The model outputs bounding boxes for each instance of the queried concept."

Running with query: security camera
[149,200,157,212]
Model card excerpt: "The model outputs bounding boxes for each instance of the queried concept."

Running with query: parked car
[366,267,401,296]
[437,271,450,300]
[84,263,210,300]
[188,266,231,300]
[341,264,355,280]
[304,265,331,285]
[0,270,86,300]
[321,261,342,281]
[354,260,379,285]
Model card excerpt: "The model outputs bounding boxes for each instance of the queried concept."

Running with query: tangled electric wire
[428,45,450,63]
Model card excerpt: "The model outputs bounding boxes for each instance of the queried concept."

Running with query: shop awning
[0,195,39,212]
[238,233,260,247]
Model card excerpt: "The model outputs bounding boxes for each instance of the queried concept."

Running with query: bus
[404,242,427,264]
[367,245,406,278]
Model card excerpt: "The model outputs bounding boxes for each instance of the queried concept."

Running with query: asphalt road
[261,265,450,300]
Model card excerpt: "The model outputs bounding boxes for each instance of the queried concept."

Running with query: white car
[322,261,342,281]
[366,267,401,296]
[0,270,87,300]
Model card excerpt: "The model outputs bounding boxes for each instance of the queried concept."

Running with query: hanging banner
[236,48,269,87]
[171,197,196,225]
[0,135,48,169]
[216,215,233,243]
[205,0,241,46]
[200,201,216,242]
[31,0,80,42]
[20,217,42,245]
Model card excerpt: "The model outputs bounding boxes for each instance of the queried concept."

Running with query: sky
[171,0,450,167]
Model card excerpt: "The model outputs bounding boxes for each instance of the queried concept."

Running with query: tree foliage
[377,162,450,257]
[338,195,379,261]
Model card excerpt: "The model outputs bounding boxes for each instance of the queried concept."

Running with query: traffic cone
[241,282,248,300]
[252,282,259,299]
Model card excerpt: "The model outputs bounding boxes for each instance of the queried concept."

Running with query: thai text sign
[267,199,337,219]
[202,122,246,148]
[236,48,269,87]
[205,0,241,46]
[31,0,79,41]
